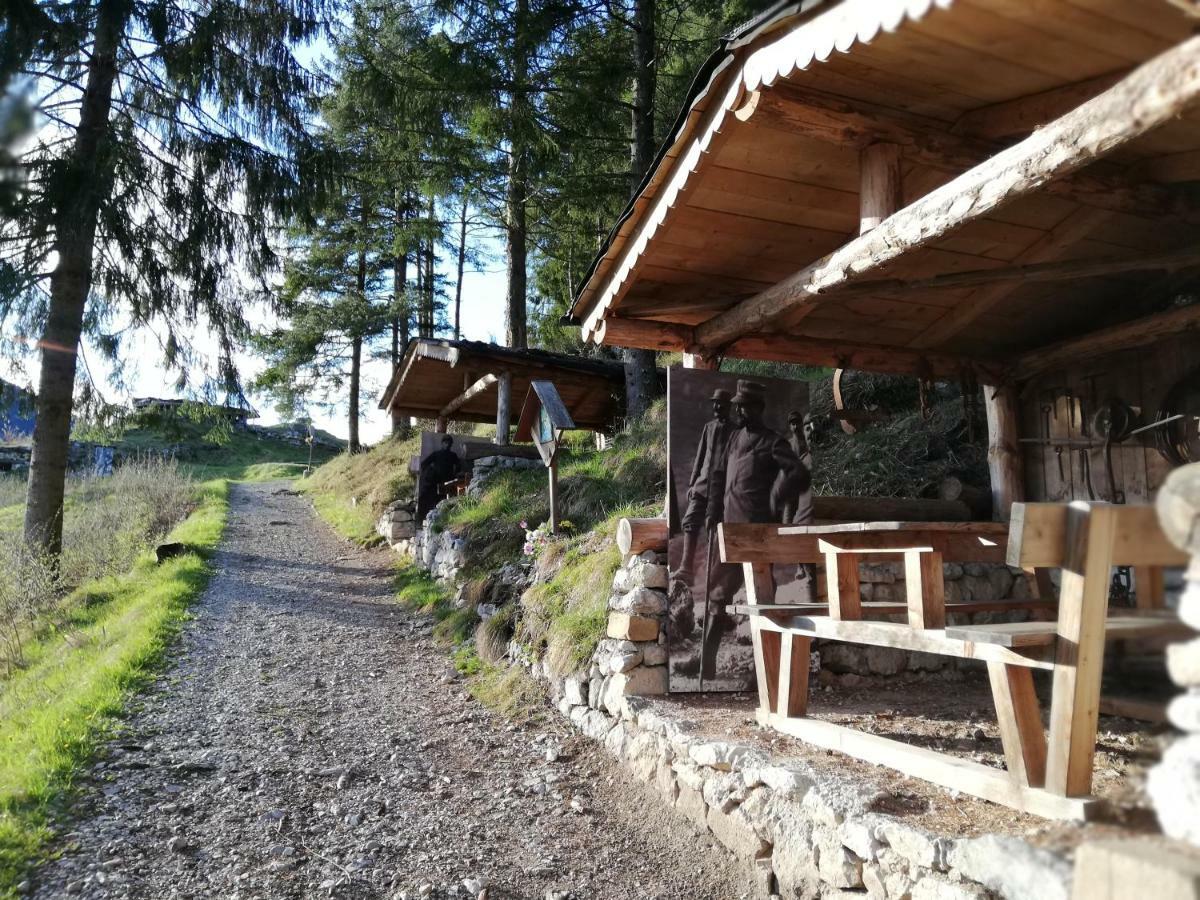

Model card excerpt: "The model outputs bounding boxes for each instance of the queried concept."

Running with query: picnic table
[720,504,1193,820]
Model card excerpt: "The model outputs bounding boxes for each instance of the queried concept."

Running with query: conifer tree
[2,0,330,555]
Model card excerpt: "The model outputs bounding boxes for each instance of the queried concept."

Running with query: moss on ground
[0,480,229,897]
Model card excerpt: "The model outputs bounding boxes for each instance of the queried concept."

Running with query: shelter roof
[378,338,625,430]
[569,0,1200,380]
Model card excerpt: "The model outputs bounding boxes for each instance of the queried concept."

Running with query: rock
[708,798,771,860]
[166,836,186,854]
[688,740,764,773]
[742,762,814,797]
[878,821,947,871]
[1168,689,1200,732]
[675,784,709,829]
[1168,638,1200,687]
[947,834,1070,900]
[562,678,587,707]
[462,876,486,894]
[613,587,668,616]
[642,643,668,666]
[601,667,667,715]
[1148,734,1200,845]
[910,877,989,900]
[606,613,659,642]
[607,650,643,674]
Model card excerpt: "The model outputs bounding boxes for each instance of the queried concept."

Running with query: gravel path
[30,482,753,900]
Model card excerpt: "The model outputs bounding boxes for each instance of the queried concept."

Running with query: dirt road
[29,482,752,900]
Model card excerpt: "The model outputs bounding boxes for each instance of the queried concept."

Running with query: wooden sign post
[515,380,576,534]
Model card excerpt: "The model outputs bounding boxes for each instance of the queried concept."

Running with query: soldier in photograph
[784,410,817,596]
[417,435,461,524]
[701,380,805,680]
[672,388,733,586]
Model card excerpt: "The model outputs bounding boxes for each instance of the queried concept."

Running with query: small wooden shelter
[378,338,626,442]
[569,0,1200,515]
[579,0,1200,819]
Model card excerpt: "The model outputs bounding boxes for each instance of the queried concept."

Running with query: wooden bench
[721,505,1194,820]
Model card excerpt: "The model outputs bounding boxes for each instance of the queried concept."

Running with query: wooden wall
[1018,334,1200,505]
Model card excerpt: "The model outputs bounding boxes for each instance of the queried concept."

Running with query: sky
[1,235,512,447]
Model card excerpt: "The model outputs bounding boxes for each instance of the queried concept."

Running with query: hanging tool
[1079,447,1097,501]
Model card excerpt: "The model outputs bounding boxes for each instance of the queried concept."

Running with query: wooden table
[719,509,1194,820]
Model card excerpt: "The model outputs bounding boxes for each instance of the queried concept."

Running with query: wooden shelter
[378,339,626,442]
[569,0,1200,516]
[581,0,1200,819]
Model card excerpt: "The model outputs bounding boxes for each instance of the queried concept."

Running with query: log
[1016,303,1200,381]
[440,373,498,418]
[596,316,693,352]
[694,36,1200,351]
[859,142,902,234]
[617,517,669,555]
[494,370,512,445]
[938,476,992,520]
[985,384,1024,522]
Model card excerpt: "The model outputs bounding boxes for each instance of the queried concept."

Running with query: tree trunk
[622,0,660,421]
[421,194,435,338]
[454,195,468,341]
[349,334,362,453]
[392,192,408,370]
[505,0,530,350]
[24,0,124,556]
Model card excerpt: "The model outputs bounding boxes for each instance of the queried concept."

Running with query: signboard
[515,381,576,531]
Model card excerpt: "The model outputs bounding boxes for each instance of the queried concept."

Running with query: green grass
[0,479,229,897]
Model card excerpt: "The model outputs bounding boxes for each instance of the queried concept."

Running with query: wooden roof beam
[439,373,499,418]
[740,82,1197,224]
[1014,303,1200,382]
[694,37,1200,353]
[594,317,1003,382]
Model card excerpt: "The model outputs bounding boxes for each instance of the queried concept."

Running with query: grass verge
[0,479,229,897]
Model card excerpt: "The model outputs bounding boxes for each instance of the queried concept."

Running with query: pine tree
[2,0,330,555]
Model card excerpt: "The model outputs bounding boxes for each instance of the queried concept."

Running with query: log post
[682,352,718,370]
[859,142,903,233]
[617,516,669,555]
[495,370,512,445]
[435,416,448,434]
[984,384,1024,521]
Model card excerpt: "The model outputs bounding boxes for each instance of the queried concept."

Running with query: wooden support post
[826,552,862,621]
[752,620,782,714]
[548,455,559,534]
[988,661,1048,788]
[777,634,812,718]
[859,142,902,233]
[495,370,512,445]
[1047,504,1117,797]
[435,416,448,434]
[1135,566,1166,610]
[905,550,946,630]
[985,384,1024,522]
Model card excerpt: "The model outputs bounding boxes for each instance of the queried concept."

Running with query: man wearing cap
[673,388,733,586]
[702,380,806,679]
[785,409,817,596]
[417,434,462,524]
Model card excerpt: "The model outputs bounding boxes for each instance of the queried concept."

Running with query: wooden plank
[826,552,862,621]
[1047,504,1118,797]
[1006,503,1189,568]
[905,550,946,630]
[752,613,1055,671]
[721,521,1007,565]
[1097,695,1168,724]
[951,72,1128,141]
[777,634,812,718]
[987,661,1048,788]
[732,599,1058,618]
[946,615,1191,648]
[757,710,1099,821]
[744,81,1190,223]
[691,37,1200,351]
